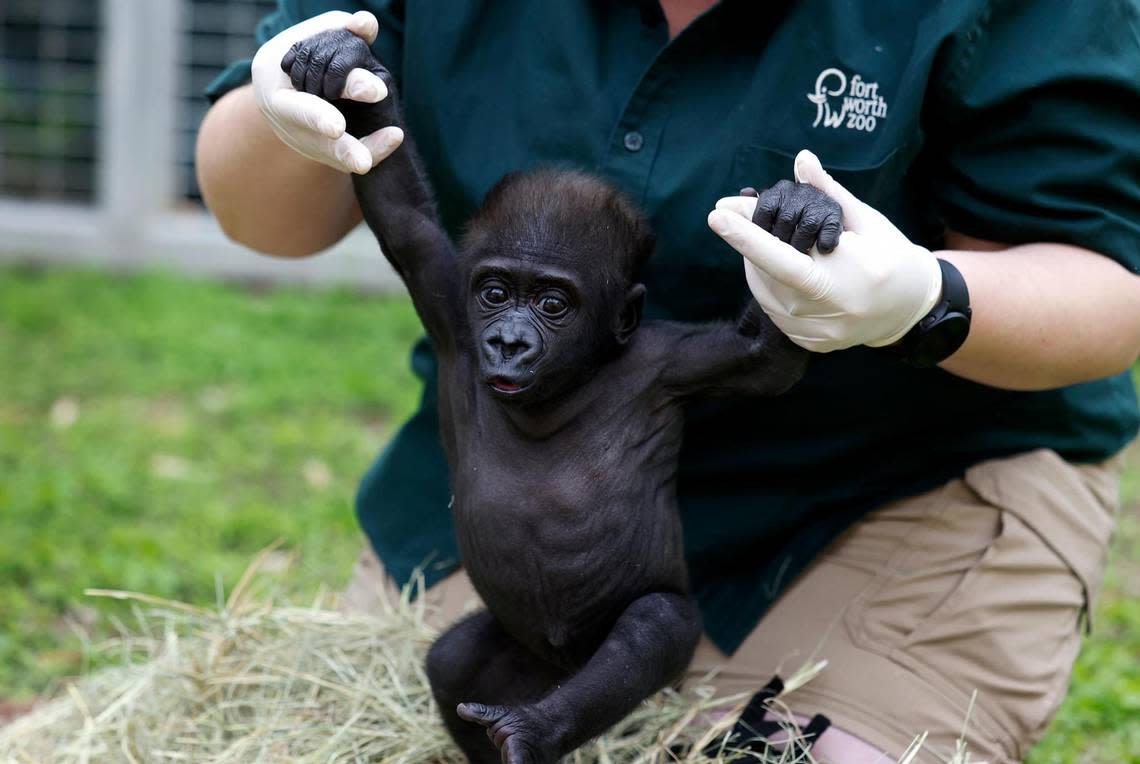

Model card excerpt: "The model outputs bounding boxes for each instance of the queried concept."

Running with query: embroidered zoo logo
[807,67,888,133]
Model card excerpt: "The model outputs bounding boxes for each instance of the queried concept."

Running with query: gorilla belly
[454,477,684,667]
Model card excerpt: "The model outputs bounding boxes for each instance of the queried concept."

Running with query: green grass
[0,265,1137,761]
[0,265,423,698]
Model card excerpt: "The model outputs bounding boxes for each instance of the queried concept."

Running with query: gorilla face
[468,252,607,405]
[457,170,652,408]
[469,254,592,405]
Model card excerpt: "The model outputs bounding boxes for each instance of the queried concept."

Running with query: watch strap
[885,259,972,368]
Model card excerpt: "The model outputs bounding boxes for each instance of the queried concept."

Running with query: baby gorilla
[285,30,841,764]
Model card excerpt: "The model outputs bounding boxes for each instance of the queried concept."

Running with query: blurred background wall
[0,0,400,289]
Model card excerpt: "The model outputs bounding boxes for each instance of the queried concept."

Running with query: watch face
[910,312,971,368]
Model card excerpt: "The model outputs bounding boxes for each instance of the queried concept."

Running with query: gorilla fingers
[742,180,843,254]
[281,28,386,101]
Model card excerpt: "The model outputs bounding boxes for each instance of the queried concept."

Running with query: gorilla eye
[537,294,568,317]
[480,285,509,307]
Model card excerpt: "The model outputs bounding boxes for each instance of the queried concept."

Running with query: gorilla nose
[483,321,539,364]
[485,334,532,361]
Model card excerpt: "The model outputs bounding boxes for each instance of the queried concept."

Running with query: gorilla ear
[613,283,646,346]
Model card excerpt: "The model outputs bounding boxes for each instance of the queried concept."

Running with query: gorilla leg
[457,592,702,764]
[427,610,566,764]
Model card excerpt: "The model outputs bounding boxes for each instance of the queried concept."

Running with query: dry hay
[0,551,958,764]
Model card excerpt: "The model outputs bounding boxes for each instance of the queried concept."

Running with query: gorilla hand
[281,27,408,148]
[738,180,843,254]
[250,10,401,175]
[709,150,942,353]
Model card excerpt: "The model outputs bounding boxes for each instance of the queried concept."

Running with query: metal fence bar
[0,0,102,202]
[0,0,402,292]
[0,197,403,291]
[178,0,278,203]
[99,0,180,249]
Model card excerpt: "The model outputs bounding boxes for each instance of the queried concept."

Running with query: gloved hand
[250,10,403,175]
[707,150,943,353]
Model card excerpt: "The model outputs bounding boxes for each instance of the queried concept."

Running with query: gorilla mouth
[488,376,528,394]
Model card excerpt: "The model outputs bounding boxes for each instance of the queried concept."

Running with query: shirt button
[623,130,644,152]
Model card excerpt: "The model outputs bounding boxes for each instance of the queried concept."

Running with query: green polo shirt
[208,0,1140,654]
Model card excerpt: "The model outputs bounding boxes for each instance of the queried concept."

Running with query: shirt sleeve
[204,0,406,103]
[923,0,1140,273]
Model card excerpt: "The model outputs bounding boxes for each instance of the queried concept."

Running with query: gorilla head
[460,171,653,404]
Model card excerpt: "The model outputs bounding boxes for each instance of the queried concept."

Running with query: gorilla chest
[451,393,682,521]
[449,397,687,654]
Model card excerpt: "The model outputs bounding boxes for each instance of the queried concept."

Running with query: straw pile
[0,552,938,764]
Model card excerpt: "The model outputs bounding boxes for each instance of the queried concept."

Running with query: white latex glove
[250,10,402,175]
[707,149,943,353]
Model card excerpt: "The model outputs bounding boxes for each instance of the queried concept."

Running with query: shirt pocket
[729,141,917,223]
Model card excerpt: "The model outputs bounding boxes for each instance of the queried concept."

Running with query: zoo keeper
[195,1,1140,761]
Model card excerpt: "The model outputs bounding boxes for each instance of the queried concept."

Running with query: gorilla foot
[456,702,559,764]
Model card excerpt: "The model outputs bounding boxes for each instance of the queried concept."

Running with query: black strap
[703,675,832,760]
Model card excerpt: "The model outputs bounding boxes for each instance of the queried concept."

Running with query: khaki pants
[343,449,1122,763]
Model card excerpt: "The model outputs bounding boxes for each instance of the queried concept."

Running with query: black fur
[287,30,839,764]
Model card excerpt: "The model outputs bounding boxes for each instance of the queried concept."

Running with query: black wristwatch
[883,259,972,368]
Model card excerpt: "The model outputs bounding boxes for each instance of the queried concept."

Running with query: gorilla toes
[280,28,384,101]
[750,180,843,254]
[456,702,553,764]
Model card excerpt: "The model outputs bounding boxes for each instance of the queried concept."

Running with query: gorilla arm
[352,134,461,353]
[283,29,462,352]
[347,87,461,353]
[653,178,845,397]
[655,302,809,399]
